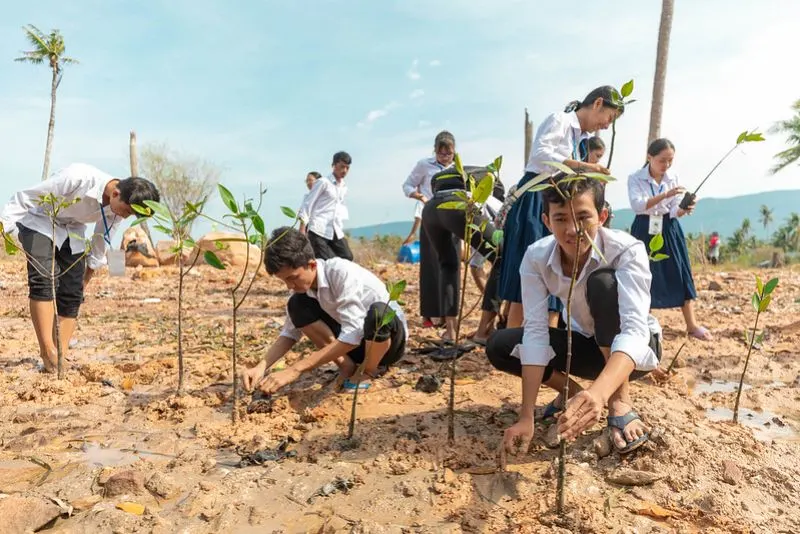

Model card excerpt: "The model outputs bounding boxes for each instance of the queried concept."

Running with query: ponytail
[564,100,581,113]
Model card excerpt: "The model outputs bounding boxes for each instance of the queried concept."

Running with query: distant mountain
[347,190,800,240]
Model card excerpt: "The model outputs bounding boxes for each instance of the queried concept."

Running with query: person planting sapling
[241,227,407,394]
[486,177,662,454]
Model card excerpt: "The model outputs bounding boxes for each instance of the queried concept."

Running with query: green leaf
[379,308,397,329]
[543,161,576,175]
[755,275,763,295]
[454,153,465,176]
[251,214,265,235]
[183,237,196,249]
[153,224,173,235]
[651,253,670,262]
[588,238,608,264]
[3,233,19,255]
[755,331,765,345]
[744,132,765,142]
[649,233,665,253]
[529,183,554,193]
[491,229,504,246]
[248,234,259,245]
[131,204,151,217]
[434,172,463,183]
[281,206,297,219]
[620,79,634,98]
[437,201,466,211]
[468,223,482,233]
[204,250,226,269]
[472,173,494,204]
[454,191,468,200]
[763,277,779,296]
[492,155,503,173]
[388,279,407,301]
[751,293,760,312]
[737,131,747,144]
[143,200,171,220]
[581,172,616,182]
[214,240,227,251]
[758,295,772,313]
[129,217,146,227]
[218,184,239,214]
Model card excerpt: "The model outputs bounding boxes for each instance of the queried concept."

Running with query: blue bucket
[397,241,420,264]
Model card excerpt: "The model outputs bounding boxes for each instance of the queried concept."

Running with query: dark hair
[307,171,321,180]
[564,86,625,114]
[602,201,613,228]
[643,138,676,167]
[434,130,455,149]
[542,175,606,215]
[332,151,352,165]
[118,177,160,206]
[264,227,315,275]
[587,136,606,152]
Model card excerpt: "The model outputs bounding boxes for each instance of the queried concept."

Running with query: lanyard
[649,181,665,197]
[571,130,579,160]
[100,208,116,246]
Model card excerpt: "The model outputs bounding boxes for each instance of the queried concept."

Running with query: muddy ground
[1,254,799,533]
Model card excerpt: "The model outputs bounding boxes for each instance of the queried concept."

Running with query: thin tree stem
[607,120,617,170]
[448,212,473,443]
[177,251,185,395]
[733,311,760,423]
[232,293,239,424]
[52,216,63,380]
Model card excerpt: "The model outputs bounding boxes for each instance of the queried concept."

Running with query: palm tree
[769,99,800,175]
[15,24,79,181]
[648,0,675,144]
[759,205,774,232]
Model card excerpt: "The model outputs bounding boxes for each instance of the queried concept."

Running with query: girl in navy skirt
[498,86,623,328]
[627,138,713,341]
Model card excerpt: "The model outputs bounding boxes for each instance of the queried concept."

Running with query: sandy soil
[1,255,799,534]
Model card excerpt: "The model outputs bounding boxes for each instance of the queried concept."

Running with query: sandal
[688,326,713,341]
[606,411,649,454]
[342,379,372,391]
[535,397,563,422]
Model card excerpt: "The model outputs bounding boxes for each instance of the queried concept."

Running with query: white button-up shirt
[513,227,661,371]
[1,163,120,270]
[525,111,590,174]
[627,165,681,219]
[297,174,348,240]
[402,156,452,201]
[279,258,408,346]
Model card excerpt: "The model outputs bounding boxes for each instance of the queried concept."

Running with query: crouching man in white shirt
[486,177,662,455]
[241,227,407,395]
[0,163,160,373]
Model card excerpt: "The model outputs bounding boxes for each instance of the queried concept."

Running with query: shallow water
[706,406,799,442]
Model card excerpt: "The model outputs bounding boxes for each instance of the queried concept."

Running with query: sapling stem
[665,342,686,374]
[448,224,472,443]
[51,215,64,379]
[733,310,760,423]
[347,303,390,440]
[607,119,617,170]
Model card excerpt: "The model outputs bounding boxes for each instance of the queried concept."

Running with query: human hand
[503,417,534,455]
[590,163,610,175]
[556,389,604,441]
[667,186,686,198]
[258,367,301,395]
[240,361,267,392]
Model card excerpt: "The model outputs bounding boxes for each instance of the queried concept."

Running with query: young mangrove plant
[733,275,778,423]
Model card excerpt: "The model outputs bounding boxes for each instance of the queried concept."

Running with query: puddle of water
[694,379,751,395]
[80,443,163,466]
[706,407,799,442]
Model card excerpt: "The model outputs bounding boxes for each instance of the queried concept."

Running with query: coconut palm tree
[15,24,79,181]
[770,99,800,175]
[759,205,773,232]
[648,0,674,144]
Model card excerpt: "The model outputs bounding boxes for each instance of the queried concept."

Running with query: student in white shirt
[240,227,407,394]
[627,138,710,340]
[498,87,622,331]
[0,163,160,373]
[298,171,321,214]
[401,131,456,328]
[298,152,353,261]
[486,177,662,455]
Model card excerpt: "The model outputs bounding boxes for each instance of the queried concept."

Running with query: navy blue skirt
[498,171,561,312]
[630,214,697,309]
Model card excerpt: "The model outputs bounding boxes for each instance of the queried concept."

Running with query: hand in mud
[241,361,268,392]
[557,389,603,441]
[258,367,301,395]
[503,417,534,455]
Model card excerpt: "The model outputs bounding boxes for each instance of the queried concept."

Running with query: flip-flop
[342,379,371,391]
[688,326,713,341]
[430,341,478,361]
[535,398,563,422]
[607,411,649,454]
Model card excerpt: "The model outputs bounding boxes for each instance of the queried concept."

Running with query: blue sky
[2,0,799,241]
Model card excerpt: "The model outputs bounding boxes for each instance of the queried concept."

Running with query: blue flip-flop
[535,398,563,422]
[607,411,649,454]
[342,379,371,391]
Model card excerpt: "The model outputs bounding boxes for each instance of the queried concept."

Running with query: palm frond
[60,56,79,65]
[21,24,50,54]
[14,52,45,64]
[769,146,800,175]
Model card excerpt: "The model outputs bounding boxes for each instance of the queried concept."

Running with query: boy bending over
[241,227,407,394]
[486,177,662,454]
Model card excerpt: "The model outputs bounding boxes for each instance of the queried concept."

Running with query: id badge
[648,215,664,235]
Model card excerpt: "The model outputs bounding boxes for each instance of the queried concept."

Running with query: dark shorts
[17,224,85,318]
[287,293,405,366]
[307,231,354,262]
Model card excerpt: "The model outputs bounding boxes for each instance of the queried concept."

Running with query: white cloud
[418,120,431,128]
[366,109,387,122]
[356,101,401,128]
[429,59,441,67]
[409,89,425,99]
[407,59,421,80]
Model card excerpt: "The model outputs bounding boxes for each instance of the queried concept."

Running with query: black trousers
[418,223,445,318]
[287,293,405,366]
[17,224,85,318]
[421,193,500,317]
[307,231,354,261]
[486,269,661,382]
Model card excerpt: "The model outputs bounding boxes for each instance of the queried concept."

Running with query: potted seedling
[678,130,765,210]
[131,198,207,394]
[733,275,778,423]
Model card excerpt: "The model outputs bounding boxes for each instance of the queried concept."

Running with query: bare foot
[607,399,650,451]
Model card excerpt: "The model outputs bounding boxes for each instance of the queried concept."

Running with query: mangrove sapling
[678,130,765,210]
[203,183,298,423]
[346,279,407,441]
[131,198,208,394]
[606,79,636,170]
[733,275,778,423]
[435,154,504,443]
